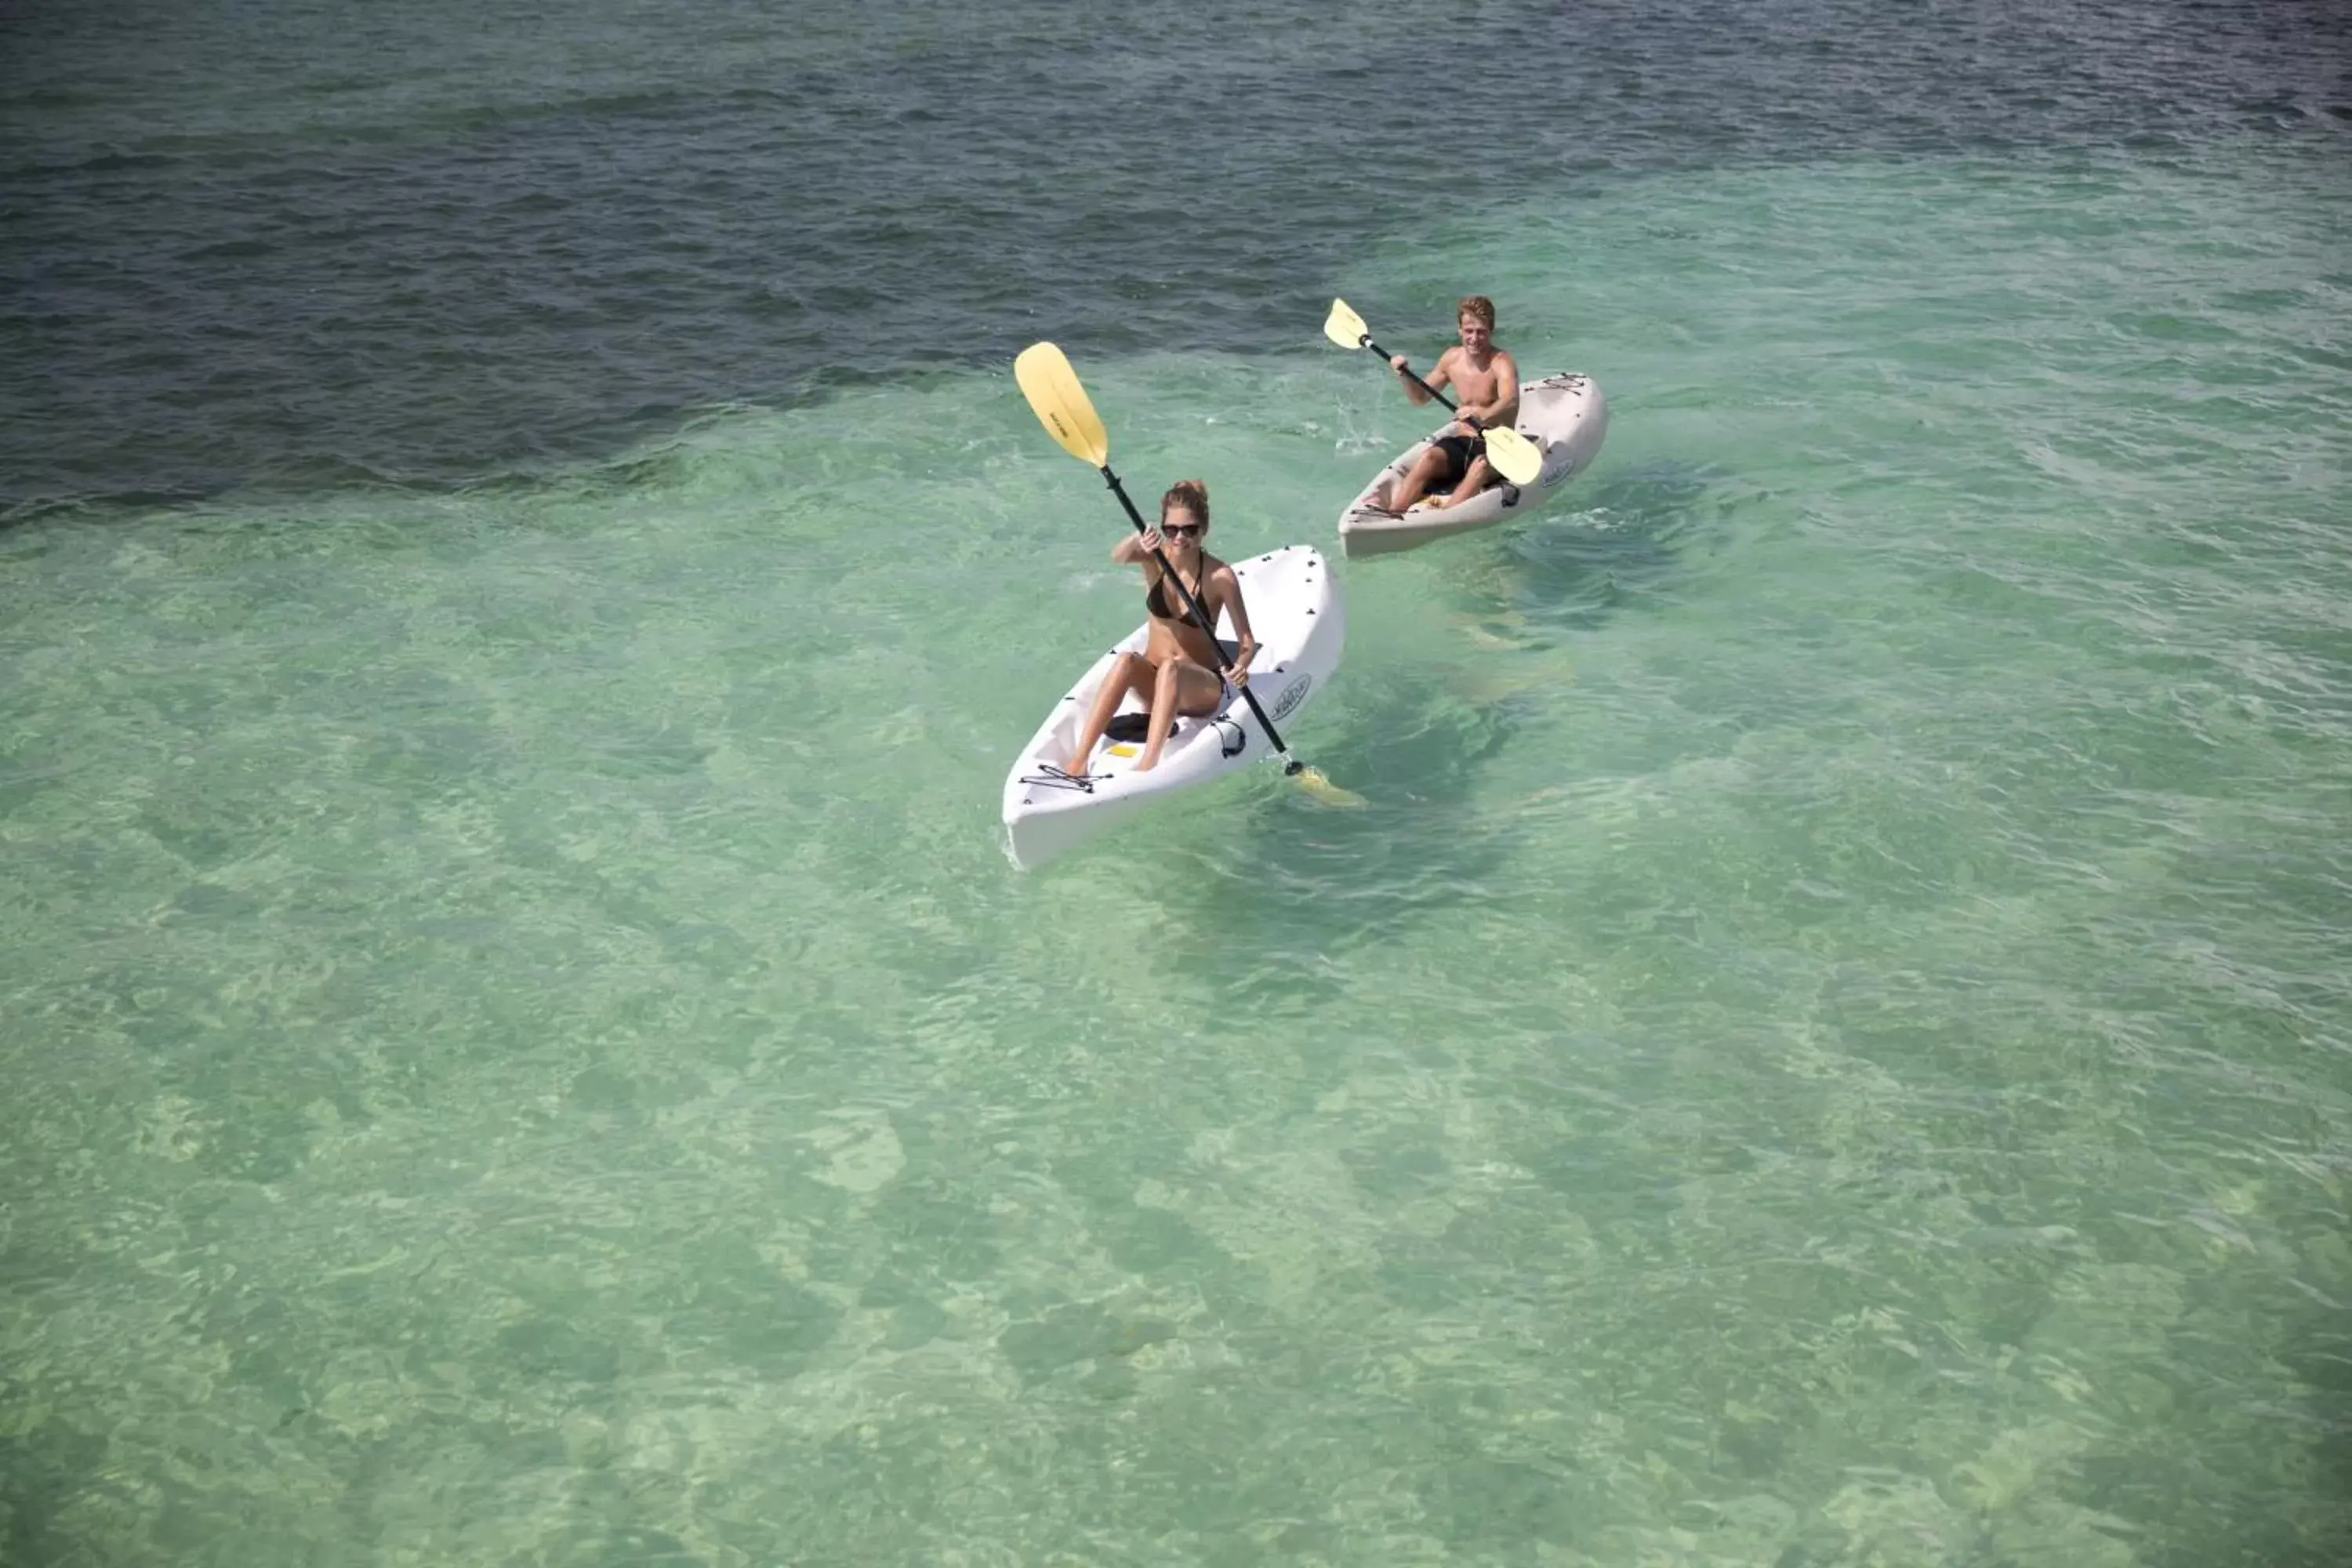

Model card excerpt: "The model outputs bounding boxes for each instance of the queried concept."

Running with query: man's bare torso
[1438,345,1520,427]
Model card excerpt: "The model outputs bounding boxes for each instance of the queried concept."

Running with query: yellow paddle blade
[1014,342,1109,468]
[1483,425,1543,487]
[1294,765,1367,808]
[1322,297,1370,350]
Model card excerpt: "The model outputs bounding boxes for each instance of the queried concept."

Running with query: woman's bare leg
[1135,659,1223,771]
[1064,653,1149,774]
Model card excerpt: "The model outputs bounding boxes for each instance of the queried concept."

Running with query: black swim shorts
[1430,430,1486,485]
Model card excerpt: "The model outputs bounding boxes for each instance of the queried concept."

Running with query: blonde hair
[1457,295,1496,329]
[1160,478,1210,528]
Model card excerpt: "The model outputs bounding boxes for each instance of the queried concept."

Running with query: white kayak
[1337,372,1609,558]
[1002,544,1344,869]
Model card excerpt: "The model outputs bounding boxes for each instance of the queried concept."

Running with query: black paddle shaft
[1098,464,1304,774]
[1359,334,1477,426]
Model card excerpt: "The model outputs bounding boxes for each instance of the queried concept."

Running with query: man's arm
[1391,346,1456,407]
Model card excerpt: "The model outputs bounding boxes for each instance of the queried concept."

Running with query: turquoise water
[7,3,2352,1564]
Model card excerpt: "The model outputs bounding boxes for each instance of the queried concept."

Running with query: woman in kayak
[1063,478,1257,775]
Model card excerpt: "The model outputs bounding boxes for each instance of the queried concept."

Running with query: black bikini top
[1145,557,1213,625]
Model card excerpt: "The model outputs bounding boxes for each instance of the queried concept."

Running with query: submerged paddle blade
[1014,342,1110,467]
[1290,763,1367,808]
[1322,298,1370,350]
[1483,425,1543,486]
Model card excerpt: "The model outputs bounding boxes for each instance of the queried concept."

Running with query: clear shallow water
[5,2,2352,1564]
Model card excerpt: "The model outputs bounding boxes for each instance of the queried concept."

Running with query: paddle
[1321,298,1542,487]
[1013,342,1361,808]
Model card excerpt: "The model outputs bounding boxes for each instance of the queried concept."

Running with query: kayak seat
[1102,699,1225,745]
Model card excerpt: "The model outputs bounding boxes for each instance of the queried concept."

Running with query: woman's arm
[1214,567,1257,681]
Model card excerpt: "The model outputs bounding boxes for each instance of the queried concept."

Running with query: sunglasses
[1162,522,1203,539]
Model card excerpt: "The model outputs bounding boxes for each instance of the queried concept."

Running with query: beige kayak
[1338,373,1609,558]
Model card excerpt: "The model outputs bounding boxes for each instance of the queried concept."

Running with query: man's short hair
[1457,296,1496,330]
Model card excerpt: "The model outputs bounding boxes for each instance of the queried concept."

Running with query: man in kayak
[1377,295,1522,512]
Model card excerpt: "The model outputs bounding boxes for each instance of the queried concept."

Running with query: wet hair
[1160,478,1210,528]
[1457,295,1497,330]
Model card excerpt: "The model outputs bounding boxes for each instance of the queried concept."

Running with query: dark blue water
[4,0,2346,512]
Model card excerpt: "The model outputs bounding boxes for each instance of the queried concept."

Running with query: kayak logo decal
[1269,674,1312,721]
